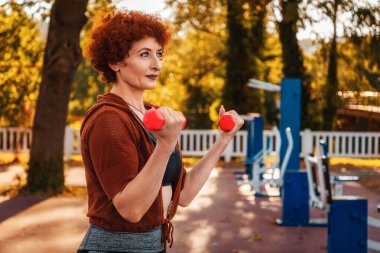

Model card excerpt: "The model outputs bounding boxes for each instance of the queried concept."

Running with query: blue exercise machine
[243,77,380,252]
[306,140,370,253]
[273,78,312,226]
[250,120,294,197]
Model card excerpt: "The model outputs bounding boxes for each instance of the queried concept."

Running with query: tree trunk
[27,0,88,193]
[322,0,339,130]
[224,0,267,115]
[224,0,251,114]
[246,0,268,115]
[278,0,312,129]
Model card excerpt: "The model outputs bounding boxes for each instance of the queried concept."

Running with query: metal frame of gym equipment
[271,78,311,226]
[307,140,380,252]
[250,121,293,197]
[235,79,283,180]
[240,78,310,225]
[247,78,380,252]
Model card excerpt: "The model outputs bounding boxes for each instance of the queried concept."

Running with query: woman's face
[114,37,163,90]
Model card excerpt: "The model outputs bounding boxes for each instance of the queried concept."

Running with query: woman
[78,11,244,253]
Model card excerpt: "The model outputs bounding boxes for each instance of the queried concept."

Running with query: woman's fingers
[158,107,184,126]
[219,105,226,118]
[220,110,244,131]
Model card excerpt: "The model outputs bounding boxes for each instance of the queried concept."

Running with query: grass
[330,157,380,168]
[0,152,29,167]
[328,158,380,195]
[56,185,88,197]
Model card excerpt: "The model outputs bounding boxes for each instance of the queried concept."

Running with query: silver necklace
[126,101,145,116]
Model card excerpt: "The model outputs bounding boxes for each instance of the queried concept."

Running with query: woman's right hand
[150,107,185,149]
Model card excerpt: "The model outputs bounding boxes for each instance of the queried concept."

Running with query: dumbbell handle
[143,108,186,131]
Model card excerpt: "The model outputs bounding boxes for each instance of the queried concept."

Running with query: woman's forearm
[179,135,232,206]
[113,142,173,222]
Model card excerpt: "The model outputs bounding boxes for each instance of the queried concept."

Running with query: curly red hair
[86,11,171,83]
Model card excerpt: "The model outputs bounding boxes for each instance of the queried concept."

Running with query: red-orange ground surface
[0,165,379,253]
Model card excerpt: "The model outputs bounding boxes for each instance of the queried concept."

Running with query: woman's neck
[110,84,145,113]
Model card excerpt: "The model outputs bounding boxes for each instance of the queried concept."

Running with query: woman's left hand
[218,105,244,139]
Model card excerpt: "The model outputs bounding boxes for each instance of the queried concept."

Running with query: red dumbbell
[218,114,236,131]
[143,108,186,131]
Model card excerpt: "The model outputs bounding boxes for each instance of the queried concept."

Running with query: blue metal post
[244,116,263,180]
[276,78,311,226]
[252,116,264,181]
[279,78,301,171]
[244,119,255,179]
[252,116,264,161]
[328,197,368,253]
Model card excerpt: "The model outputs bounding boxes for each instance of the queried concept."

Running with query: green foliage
[4,0,379,132]
[261,33,283,126]
[349,36,380,91]
[349,4,380,91]
[308,0,356,130]
[165,0,226,36]
[167,0,283,128]
[0,2,44,127]
[162,0,227,128]
[69,0,115,121]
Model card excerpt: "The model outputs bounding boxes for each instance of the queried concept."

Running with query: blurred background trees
[1,0,380,130]
[0,1,44,127]
[1,0,379,193]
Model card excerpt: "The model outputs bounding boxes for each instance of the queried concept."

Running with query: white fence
[0,127,379,161]
[302,129,380,158]
[0,128,32,153]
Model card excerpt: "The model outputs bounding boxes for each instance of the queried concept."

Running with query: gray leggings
[78,225,164,253]
[77,250,165,253]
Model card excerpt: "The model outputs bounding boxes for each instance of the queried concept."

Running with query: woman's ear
[108,62,120,72]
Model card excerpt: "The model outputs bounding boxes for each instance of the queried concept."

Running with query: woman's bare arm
[179,107,244,207]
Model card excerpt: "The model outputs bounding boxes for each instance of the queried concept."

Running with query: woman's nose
[151,55,162,71]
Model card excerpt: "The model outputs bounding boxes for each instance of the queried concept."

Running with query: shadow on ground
[0,195,47,223]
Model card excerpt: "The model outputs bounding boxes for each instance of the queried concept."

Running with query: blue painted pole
[244,116,263,180]
[279,78,301,171]
[252,116,264,181]
[252,116,264,162]
[276,78,310,226]
[244,119,255,179]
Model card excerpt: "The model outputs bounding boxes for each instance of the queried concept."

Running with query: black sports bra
[146,131,182,187]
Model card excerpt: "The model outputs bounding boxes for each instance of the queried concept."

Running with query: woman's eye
[157,52,163,59]
[141,52,149,57]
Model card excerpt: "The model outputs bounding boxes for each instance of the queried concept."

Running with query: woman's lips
[146,75,158,80]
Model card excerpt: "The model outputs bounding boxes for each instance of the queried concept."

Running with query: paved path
[169,168,327,253]
[0,165,379,253]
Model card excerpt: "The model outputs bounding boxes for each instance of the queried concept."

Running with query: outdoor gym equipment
[250,123,293,197]
[240,78,306,217]
[143,108,236,131]
[303,140,361,227]
[305,139,380,253]
[234,114,293,198]
[247,78,380,252]
[305,139,359,211]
